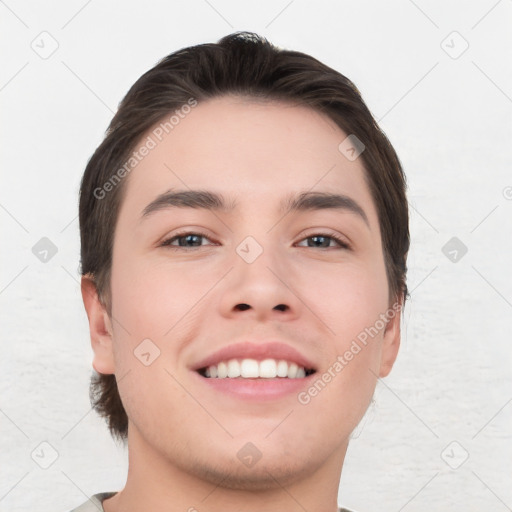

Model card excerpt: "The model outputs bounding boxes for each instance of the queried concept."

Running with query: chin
[190,455,314,491]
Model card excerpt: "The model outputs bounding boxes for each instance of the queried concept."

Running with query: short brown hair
[79,31,410,443]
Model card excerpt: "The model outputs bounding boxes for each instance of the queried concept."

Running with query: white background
[1,1,511,511]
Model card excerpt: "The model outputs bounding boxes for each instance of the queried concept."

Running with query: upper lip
[191,341,317,371]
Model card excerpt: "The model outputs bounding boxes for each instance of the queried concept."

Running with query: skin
[82,95,402,512]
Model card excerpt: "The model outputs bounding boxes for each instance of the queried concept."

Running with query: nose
[217,239,302,322]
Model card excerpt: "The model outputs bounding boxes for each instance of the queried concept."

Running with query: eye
[159,231,351,250]
[160,231,216,249]
[296,233,351,250]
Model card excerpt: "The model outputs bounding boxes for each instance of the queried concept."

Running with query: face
[84,95,401,489]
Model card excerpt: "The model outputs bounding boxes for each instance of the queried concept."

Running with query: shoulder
[67,492,117,512]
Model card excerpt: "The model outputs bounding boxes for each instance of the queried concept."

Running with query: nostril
[236,303,250,311]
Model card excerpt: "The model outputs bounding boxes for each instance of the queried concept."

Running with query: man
[72,31,409,512]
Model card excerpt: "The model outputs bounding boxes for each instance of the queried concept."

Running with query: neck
[103,424,347,512]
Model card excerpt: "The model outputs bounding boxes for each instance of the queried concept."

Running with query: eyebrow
[141,189,370,227]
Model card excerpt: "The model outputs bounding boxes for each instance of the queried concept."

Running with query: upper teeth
[203,359,309,379]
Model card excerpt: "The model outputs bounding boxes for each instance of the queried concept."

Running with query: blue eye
[160,231,213,248]
[160,232,351,250]
[296,234,350,250]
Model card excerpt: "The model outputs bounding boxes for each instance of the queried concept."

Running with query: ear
[81,276,115,375]
[378,298,403,378]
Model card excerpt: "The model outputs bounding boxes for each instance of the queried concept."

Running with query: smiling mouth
[197,358,317,379]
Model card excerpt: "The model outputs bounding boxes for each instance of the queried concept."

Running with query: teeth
[202,358,311,379]
[227,360,241,378]
[217,361,228,378]
[241,359,259,378]
[259,359,277,378]
[287,362,298,379]
[276,360,288,377]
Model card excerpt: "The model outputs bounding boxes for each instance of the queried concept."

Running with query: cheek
[108,256,196,429]
[110,255,201,335]
[294,255,389,338]
[109,254,218,383]
[297,257,387,395]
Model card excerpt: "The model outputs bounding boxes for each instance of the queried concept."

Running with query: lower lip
[193,371,314,401]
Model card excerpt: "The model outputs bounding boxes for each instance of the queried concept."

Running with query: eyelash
[159,230,351,251]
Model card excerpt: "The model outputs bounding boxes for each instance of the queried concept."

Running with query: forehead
[118,96,378,226]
